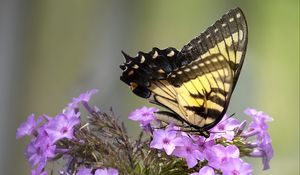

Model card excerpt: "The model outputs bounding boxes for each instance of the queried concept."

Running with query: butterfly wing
[120,8,247,131]
[180,7,247,91]
[167,7,248,130]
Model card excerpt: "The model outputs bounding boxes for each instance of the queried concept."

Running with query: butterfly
[120,8,247,137]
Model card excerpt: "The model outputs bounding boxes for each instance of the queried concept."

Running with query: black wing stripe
[158,80,177,97]
[190,93,226,106]
[151,81,176,100]
[221,16,236,62]
[189,72,208,99]
[213,21,231,63]
[216,17,233,59]
[230,8,247,89]
[172,70,200,106]
[153,95,187,118]
[204,32,227,90]
[199,37,221,91]
[182,81,203,107]
[155,80,176,98]
[225,12,239,60]
[207,25,228,84]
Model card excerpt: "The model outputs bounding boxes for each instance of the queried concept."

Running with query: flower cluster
[129,107,274,175]
[17,90,118,175]
[17,89,273,175]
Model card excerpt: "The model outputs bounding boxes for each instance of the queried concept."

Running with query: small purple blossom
[150,126,183,155]
[26,136,56,167]
[244,108,274,170]
[205,144,239,169]
[76,167,92,175]
[16,114,42,139]
[195,135,215,153]
[63,107,81,119]
[190,166,215,175]
[95,168,119,175]
[45,114,80,142]
[260,142,273,170]
[250,142,273,170]
[244,108,273,141]
[128,106,158,127]
[68,89,98,110]
[210,114,241,140]
[173,136,204,168]
[221,158,253,175]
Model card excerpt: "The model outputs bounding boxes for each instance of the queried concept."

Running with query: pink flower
[210,114,241,140]
[68,89,98,109]
[173,136,204,168]
[16,114,42,139]
[250,142,273,170]
[45,114,80,142]
[66,89,98,114]
[26,136,55,167]
[244,108,273,141]
[128,106,158,127]
[221,158,253,175]
[150,126,183,155]
[205,144,239,169]
[244,108,274,170]
[195,135,215,152]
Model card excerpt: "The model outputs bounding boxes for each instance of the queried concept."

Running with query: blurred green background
[0,0,298,174]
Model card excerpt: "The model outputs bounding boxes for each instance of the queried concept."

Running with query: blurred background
[0,0,298,174]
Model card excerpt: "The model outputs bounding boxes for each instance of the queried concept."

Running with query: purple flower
[68,89,98,109]
[210,114,241,140]
[150,126,183,155]
[205,144,239,169]
[16,114,42,139]
[260,142,273,170]
[45,114,80,142]
[129,106,158,127]
[190,166,215,175]
[244,108,273,170]
[244,108,273,141]
[63,107,81,119]
[221,158,253,175]
[195,135,215,152]
[26,136,56,167]
[95,168,118,175]
[76,167,92,175]
[173,136,203,168]
[250,142,273,170]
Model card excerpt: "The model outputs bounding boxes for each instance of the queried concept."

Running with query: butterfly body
[120,8,247,136]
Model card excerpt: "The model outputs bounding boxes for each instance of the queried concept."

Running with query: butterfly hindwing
[120,8,248,133]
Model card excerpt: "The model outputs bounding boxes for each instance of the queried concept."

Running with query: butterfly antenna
[228,112,236,118]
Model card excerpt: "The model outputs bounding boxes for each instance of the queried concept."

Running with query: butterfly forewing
[120,7,247,133]
[181,8,247,88]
